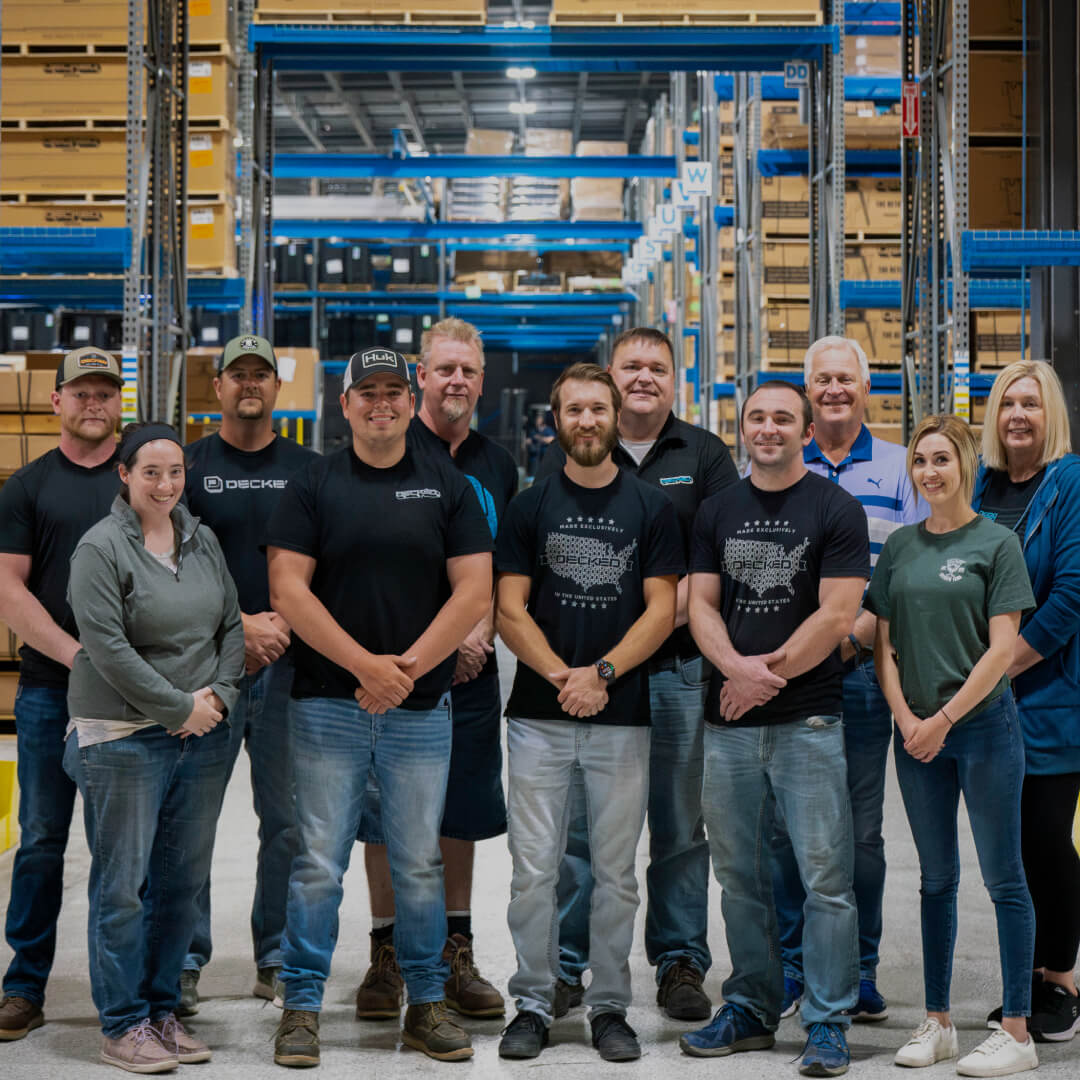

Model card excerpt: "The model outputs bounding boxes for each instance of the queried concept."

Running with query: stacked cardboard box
[509,128,572,222]
[449,129,514,223]
[571,140,628,221]
[0,364,64,477]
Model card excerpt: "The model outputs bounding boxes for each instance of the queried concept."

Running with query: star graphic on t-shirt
[774,605,781,612]
[744,521,750,528]
[577,516,583,522]
[608,519,615,525]
[754,519,761,526]
[591,603,597,609]
[566,516,574,523]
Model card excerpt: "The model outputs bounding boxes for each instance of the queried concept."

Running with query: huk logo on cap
[239,336,261,351]
[362,348,397,369]
[77,352,111,369]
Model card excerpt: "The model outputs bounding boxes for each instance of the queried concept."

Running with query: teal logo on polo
[660,476,693,486]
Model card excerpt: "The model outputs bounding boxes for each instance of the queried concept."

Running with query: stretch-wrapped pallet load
[571,140,628,222]
[448,129,514,223]
[509,128,573,222]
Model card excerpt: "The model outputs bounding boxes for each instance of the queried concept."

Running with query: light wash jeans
[557,656,712,985]
[280,694,452,1011]
[63,724,233,1038]
[773,659,892,982]
[703,714,858,1030]
[507,716,649,1025]
[185,654,296,971]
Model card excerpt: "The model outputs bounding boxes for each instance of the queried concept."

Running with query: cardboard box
[975,310,1031,368]
[1,0,234,47]
[275,347,318,413]
[571,140,628,220]
[845,308,904,367]
[868,423,904,445]
[969,147,1029,229]
[465,129,515,156]
[761,177,903,236]
[765,303,811,363]
[844,242,902,281]
[0,433,58,472]
[453,271,513,293]
[846,34,901,76]
[763,241,811,298]
[865,394,905,424]
[187,130,237,197]
[0,370,56,413]
[188,201,237,272]
[763,101,900,151]
[968,52,1024,137]
[185,350,221,414]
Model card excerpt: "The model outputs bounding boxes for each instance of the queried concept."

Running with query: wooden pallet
[317,283,373,291]
[386,282,439,291]
[1,190,231,204]
[253,10,485,25]
[1,115,232,131]
[550,1,823,28]
[1,40,233,57]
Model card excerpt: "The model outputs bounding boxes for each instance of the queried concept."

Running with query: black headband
[118,424,183,468]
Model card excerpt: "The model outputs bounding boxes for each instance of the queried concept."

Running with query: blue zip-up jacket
[973,453,1080,774]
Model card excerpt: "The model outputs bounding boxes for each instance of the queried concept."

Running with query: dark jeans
[773,660,892,982]
[894,691,1035,1017]
[64,724,233,1037]
[2,683,76,1006]
[185,655,297,971]
[1021,770,1080,973]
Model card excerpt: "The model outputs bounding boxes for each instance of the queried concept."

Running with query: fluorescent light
[506,66,537,80]
[508,101,538,115]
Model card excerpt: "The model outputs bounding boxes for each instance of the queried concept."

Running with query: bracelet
[940,706,955,726]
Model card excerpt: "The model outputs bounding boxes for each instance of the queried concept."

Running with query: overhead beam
[622,72,649,145]
[281,93,326,152]
[387,70,427,150]
[451,71,475,131]
[324,73,376,150]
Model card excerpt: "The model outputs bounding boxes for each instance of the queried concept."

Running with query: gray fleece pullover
[67,494,244,731]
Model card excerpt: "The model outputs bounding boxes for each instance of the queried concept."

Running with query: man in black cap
[0,347,123,1040]
[178,334,317,1013]
[265,348,493,1067]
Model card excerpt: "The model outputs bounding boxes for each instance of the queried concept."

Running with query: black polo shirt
[537,413,739,663]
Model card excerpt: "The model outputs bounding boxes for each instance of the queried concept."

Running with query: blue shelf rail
[758,149,901,177]
[273,154,678,180]
[714,369,996,400]
[270,219,644,241]
[0,228,132,275]
[0,274,246,310]
[840,278,1032,309]
[844,2,901,33]
[961,231,1080,272]
[715,74,901,102]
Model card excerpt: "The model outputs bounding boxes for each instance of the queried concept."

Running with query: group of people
[0,320,1076,1080]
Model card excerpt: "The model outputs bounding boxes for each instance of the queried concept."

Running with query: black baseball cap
[343,348,412,393]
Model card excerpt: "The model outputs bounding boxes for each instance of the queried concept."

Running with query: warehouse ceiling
[272,1,669,193]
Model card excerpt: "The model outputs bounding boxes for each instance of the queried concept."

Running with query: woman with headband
[63,421,244,1073]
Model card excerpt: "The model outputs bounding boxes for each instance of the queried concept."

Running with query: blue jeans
[507,716,649,1025]
[63,724,233,1038]
[185,655,296,971]
[557,656,711,985]
[894,691,1035,1017]
[773,660,891,982]
[281,695,453,1010]
[3,684,77,1006]
[703,715,858,1029]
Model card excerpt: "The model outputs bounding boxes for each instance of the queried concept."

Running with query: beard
[235,397,266,420]
[439,396,470,424]
[558,420,618,467]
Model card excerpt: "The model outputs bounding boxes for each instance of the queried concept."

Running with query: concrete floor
[1,646,1077,1078]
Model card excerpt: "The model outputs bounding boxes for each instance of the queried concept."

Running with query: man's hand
[452,625,495,686]
[903,712,950,763]
[355,654,417,714]
[243,611,291,674]
[717,649,786,722]
[550,666,608,719]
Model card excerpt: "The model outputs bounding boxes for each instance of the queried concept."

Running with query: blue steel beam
[273,154,677,180]
[962,231,1080,271]
[271,219,643,240]
[249,26,839,75]
[714,74,901,102]
[269,289,636,304]
[446,241,630,253]
[840,279,1032,309]
[758,149,900,177]
[0,275,245,309]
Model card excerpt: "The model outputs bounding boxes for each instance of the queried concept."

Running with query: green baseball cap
[218,334,277,374]
[55,346,123,389]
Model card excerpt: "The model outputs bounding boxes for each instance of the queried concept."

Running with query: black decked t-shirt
[977,466,1046,535]
[408,416,518,679]
[0,447,119,687]
[496,469,685,726]
[264,445,493,708]
[689,471,870,727]
[184,433,317,614]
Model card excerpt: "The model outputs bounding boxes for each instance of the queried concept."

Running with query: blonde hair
[981,360,1072,471]
[907,414,980,504]
[419,317,484,368]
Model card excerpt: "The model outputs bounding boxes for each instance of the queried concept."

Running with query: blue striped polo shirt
[804,424,927,566]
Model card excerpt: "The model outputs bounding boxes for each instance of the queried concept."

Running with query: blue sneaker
[781,976,804,1020]
[845,978,888,1022]
[799,1022,850,1077]
[679,1003,775,1058]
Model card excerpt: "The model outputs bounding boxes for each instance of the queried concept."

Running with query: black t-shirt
[408,416,518,679]
[537,413,739,662]
[689,471,870,727]
[496,469,685,726]
[977,467,1046,535]
[0,447,119,687]
[264,445,493,708]
[184,433,317,614]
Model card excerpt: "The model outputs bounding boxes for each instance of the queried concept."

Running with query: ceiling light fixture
[506,66,537,80]
[508,101,538,115]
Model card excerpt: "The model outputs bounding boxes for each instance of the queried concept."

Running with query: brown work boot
[274,1009,320,1068]
[354,939,404,1020]
[401,1000,473,1061]
[0,995,44,1041]
[443,933,505,1018]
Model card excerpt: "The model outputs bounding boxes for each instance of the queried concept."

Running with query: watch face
[596,659,616,685]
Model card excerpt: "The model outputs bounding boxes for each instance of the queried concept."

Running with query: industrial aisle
[1,645,1077,1078]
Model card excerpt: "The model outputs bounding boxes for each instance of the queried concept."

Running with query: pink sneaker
[101,1018,179,1073]
[151,1013,212,1063]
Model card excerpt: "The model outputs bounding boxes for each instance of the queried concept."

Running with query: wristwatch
[595,658,617,685]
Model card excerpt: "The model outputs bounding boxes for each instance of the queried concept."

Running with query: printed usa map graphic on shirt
[723,537,810,597]
[542,533,639,594]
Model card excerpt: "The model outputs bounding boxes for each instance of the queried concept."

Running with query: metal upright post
[123,0,148,424]
[829,0,846,334]
[651,95,667,331]
[900,0,921,439]
[698,69,719,434]
[671,72,688,419]
[237,0,256,332]
[950,0,971,421]
[252,52,275,338]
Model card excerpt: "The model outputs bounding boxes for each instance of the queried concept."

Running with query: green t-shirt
[864,515,1035,724]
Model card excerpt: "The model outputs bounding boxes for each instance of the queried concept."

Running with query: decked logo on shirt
[203,475,287,493]
[939,558,967,583]
[542,533,637,595]
[724,536,811,599]
[660,475,693,486]
[395,488,441,500]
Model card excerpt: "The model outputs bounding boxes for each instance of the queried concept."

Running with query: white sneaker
[894,1017,959,1067]
[956,1029,1038,1077]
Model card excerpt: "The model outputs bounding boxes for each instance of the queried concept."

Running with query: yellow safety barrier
[0,759,18,854]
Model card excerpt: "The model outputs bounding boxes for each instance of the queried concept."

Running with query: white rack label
[325,258,344,275]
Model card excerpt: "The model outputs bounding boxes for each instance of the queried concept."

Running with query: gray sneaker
[150,1013,211,1063]
[101,1018,179,1074]
[254,965,284,1005]
[177,969,199,1018]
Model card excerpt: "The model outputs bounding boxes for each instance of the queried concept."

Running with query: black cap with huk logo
[342,348,412,393]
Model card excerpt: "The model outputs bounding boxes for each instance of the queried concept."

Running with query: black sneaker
[987,972,1044,1029]
[590,1012,641,1062]
[1030,984,1080,1043]
[499,1010,549,1059]
[657,959,712,1021]
[554,977,584,1019]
